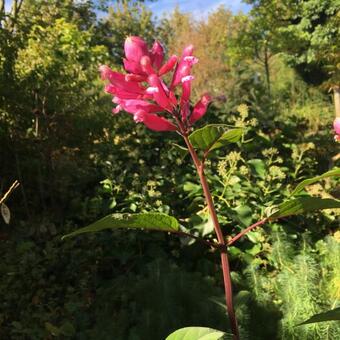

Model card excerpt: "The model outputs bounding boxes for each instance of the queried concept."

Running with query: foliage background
[0,0,339,339]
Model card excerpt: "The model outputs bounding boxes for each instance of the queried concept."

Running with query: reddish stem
[227,218,268,246]
[182,133,240,340]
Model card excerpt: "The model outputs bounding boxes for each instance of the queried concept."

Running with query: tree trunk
[264,44,271,97]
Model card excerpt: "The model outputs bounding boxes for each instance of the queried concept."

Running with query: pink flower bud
[148,74,174,112]
[140,55,156,75]
[124,36,149,63]
[189,94,212,124]
[159,55,178,76]
[150,41,164,70]
[183,45,194,57]
[133,110,177,131]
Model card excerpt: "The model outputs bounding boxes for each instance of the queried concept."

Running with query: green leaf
[267,197,340,219]
[171,143,188,158]
[62,212,179,239]
[290,168,340,196]
[298,307,340,326]
[59,321,76,337]
[234,205,253,227]
[166,327,232,340]
[189,125,243,153]
[248,159,266,178]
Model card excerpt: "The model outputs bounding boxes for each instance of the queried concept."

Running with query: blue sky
[4,0,251,18]
[145,0,251,18]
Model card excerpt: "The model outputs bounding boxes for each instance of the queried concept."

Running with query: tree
[245,0,340,116]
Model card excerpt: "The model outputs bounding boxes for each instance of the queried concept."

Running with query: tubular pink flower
[125,74,147,82]
[119,99,163,114]
[140,56,156,75]
[150,41,164,70]
[159,55,178,76]
[99,65,112,80]
[148,74,174,112]
[123,58,144,75]
[171,45,197,87]
[180,75,194,119]
[133,110,177,131]
[189,94,212,124]
[105,84,143,99]
[124,36,149,63]
[104,69,145,94]
[334,117,340,134]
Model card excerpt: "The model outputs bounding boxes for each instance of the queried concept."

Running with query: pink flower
[150,41,164,70]
[189,94,212,124]
[334,117,340,142]
[100,37,211,132]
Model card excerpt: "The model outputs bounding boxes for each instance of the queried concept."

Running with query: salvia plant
[63,36,340,340]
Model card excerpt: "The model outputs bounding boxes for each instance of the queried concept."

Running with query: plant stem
[182,133,240,340]
[227,218,268,246]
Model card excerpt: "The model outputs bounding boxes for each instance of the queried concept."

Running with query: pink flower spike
[140,55,156,75]
[334,117,340,134]
[124,36,149,63]
[189,94,212,124]
[133,110,177,131]
[150,41,164,70]
[159,55,178,76]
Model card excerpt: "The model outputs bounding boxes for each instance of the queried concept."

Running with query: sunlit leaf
[290,168,340,196]
[62,212,179,239]
[165,326,232,340]
[248,159,266,178]
[298,307,340,326]
[267,197,340,219]
[189,125,243,153]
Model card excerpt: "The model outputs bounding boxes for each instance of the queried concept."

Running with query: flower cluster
[99,36,211,132]
[334,117,340,142]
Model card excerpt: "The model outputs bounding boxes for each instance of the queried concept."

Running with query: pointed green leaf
[290,168,340,196]
[298,307,340,326]
[189,125,243,153]
[267,197,340,220]
[248,159,266,178]
[166,327,232,340]
[171,143,188,158]
[62,213,179,239]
